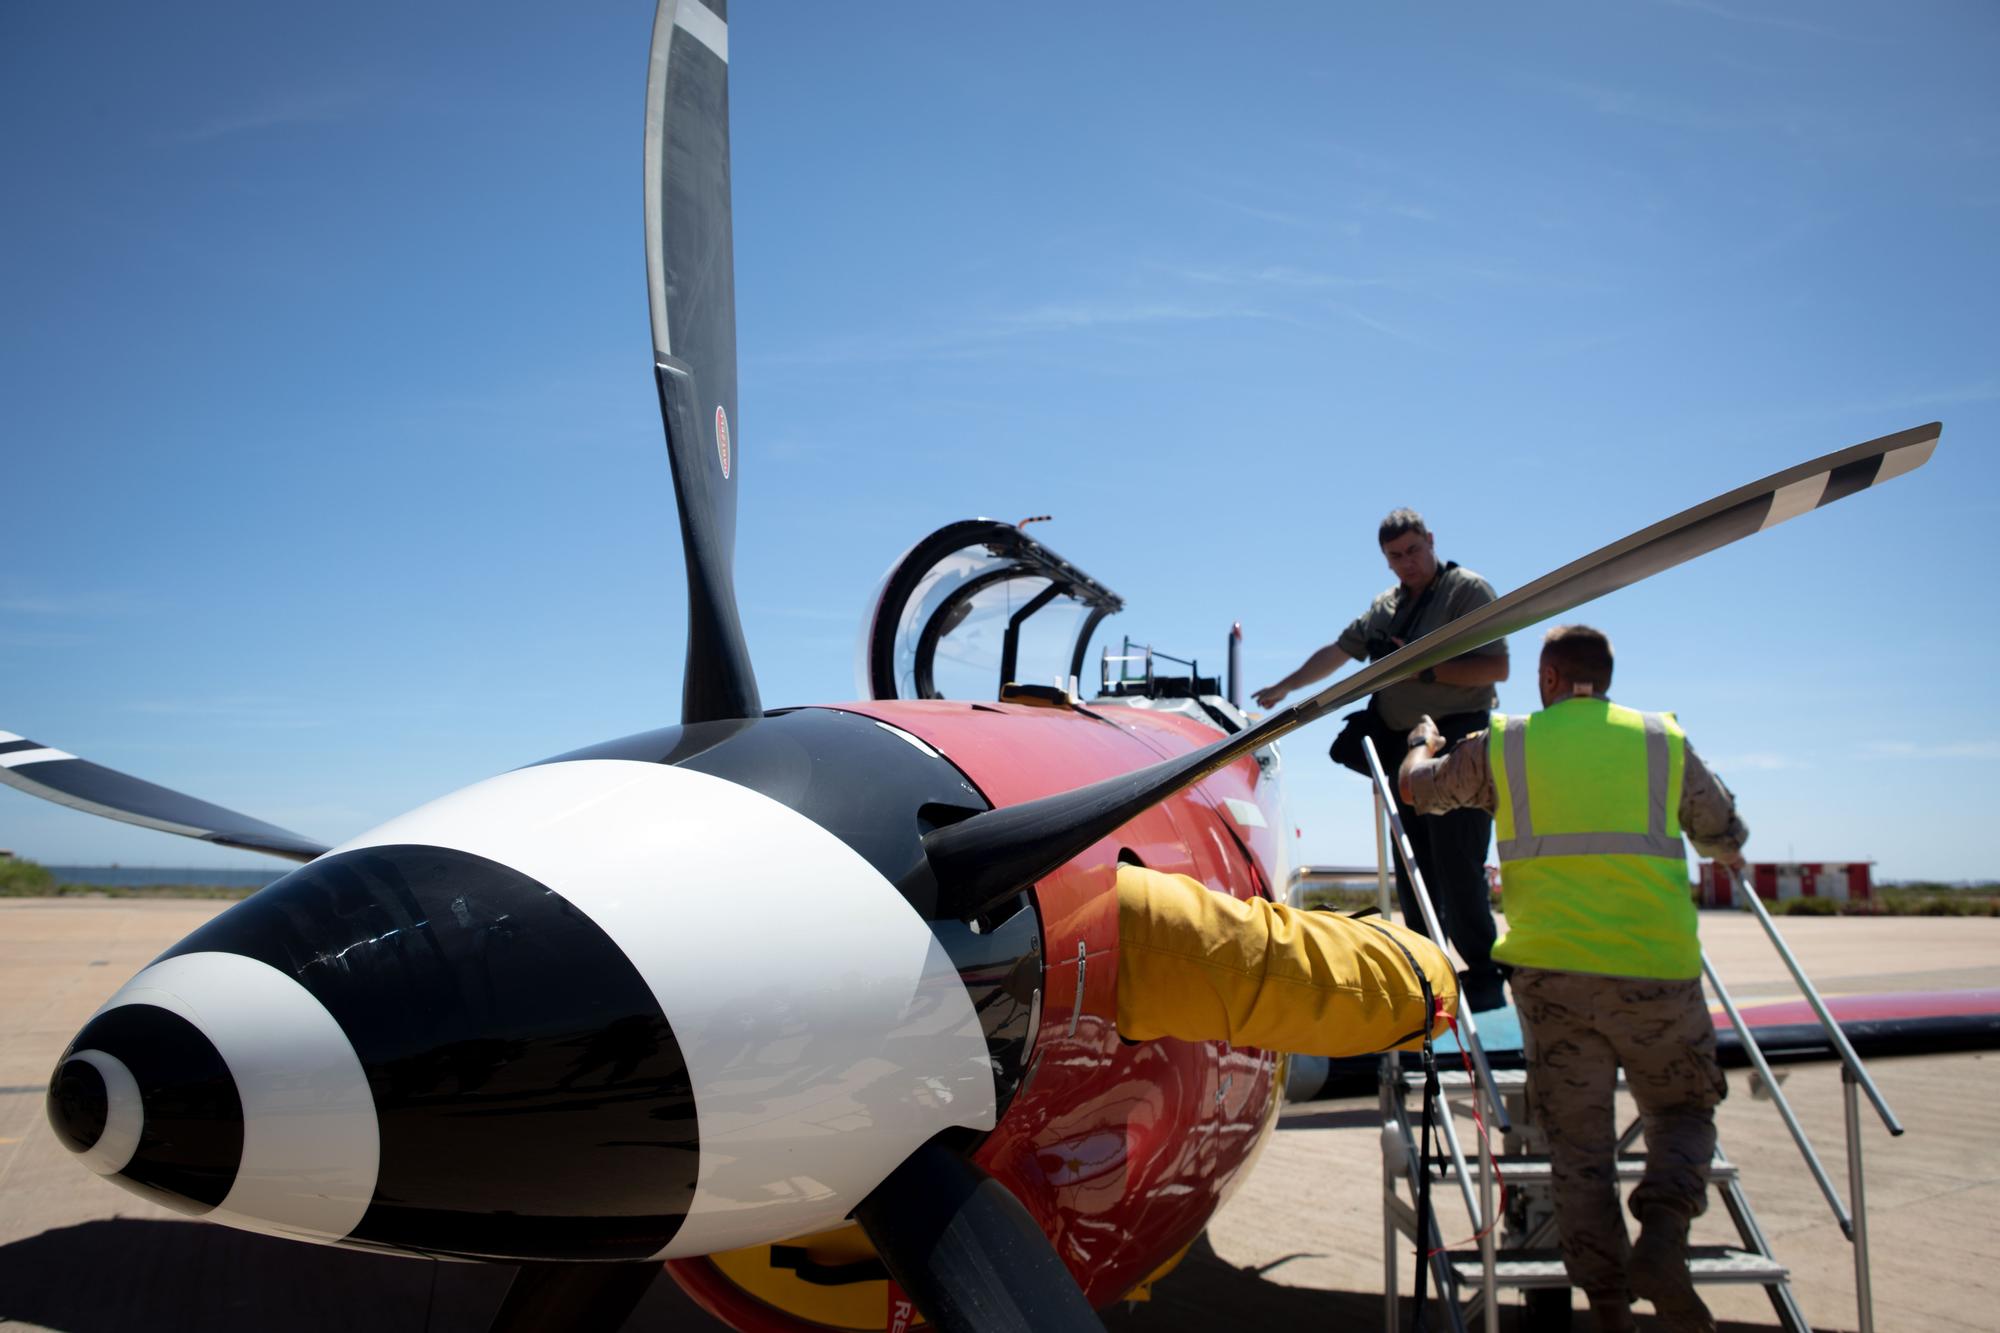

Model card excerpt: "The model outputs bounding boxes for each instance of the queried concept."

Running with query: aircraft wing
[1432,988,2000,1067]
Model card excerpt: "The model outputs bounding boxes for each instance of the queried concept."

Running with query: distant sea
[46,865,287,890]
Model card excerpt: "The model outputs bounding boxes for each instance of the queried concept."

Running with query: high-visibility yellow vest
[1488,698,1699,980]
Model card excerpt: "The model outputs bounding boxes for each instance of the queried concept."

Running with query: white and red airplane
[5,4,1940,1330]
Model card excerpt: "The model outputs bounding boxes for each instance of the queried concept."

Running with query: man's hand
[1397,715,1442,806]
[1716,851,1746,870]
[1256,644,1354,711]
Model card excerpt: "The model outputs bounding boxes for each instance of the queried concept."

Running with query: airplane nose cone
[47,999,245,1213]
[46,1057,107,1152]
[48,948,378,1241]
[50,737,1005,1264]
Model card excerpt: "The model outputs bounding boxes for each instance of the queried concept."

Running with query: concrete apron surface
[2,898,1995,1332]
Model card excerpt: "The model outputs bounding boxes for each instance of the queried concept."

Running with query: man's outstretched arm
[1253,642,1352,709]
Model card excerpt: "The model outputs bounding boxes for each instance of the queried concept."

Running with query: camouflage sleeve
[1680,742,1748,860]
[1406,729,1496,814]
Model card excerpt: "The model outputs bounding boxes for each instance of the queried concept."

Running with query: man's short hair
[1541,624,1613,692]
[1378,508,1428,547]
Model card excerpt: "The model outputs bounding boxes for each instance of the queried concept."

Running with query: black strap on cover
[1359,916,1441,1330]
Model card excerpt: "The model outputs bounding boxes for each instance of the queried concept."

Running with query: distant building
[1286,864,1380,906]
[1698,860,1873,908]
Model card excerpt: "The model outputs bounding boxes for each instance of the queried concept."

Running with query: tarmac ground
[2,898,1995,1332]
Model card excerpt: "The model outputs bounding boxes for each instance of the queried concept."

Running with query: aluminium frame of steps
[1358,736,1896,1333]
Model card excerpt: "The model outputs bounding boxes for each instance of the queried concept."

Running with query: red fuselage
[671,697,1286,1324]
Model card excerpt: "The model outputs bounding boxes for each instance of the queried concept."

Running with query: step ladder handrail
[1367,737,1500,1333]
[1728,864,1894,1333]
[1727,864,1904,1136]
[1702,950,1854,1239]
[1362,736,1512,1135]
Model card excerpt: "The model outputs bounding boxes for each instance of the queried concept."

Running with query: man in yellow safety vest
[1397,624,1747,1333]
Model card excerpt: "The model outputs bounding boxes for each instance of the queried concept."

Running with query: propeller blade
[855,1137,1103,1333]
[0,730,326,862]
[645,0,761,724]
[487,1260,661,1333]
[925,421,1941,918]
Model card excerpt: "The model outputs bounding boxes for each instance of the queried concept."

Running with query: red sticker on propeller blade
[887,1284,915,1332]
[715,406,731,479]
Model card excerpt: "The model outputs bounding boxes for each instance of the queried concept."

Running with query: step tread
[1424,1154,1738,1183]
[1435,1068,1630,1091]
[1443,1246,1788,1290]
[1437,1068,1527,1088]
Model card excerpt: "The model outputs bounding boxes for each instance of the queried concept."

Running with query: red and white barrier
[1698,860,1873,908]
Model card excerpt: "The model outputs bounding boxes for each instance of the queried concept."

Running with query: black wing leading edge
[0,732,327,863]
[646,0,761,725]
[924,422,1942,919]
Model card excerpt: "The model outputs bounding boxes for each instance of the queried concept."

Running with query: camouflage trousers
[1514,968,1729,1299]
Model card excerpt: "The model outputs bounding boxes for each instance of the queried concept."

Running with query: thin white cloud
[0,590,143,617]
[760,437,836,462]
[0,597,84,616]
[1866,740,2000,761]
[993,301,1274,333]
[1341,307,1423,345]
[166,79,388,145]
[1884,378,2000,410]
[762,295,1290,368]
[1201,197,1317,229]
[1707,752,1804,771]
[1523,74,1773,135]
[122,698,331,731]
[1723,376,2000,435]
[750,604,857,623]
[1655,0,1858,43]
[1159,262,1392,293]
[258,802,372,831]
[1356,190,1437,224]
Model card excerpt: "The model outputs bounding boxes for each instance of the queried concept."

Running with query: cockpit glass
[923,575,1094,699]
[879,543,1015,701]
[857,521,1123,702]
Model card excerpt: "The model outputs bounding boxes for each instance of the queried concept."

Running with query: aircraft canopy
[859,520,1123,702]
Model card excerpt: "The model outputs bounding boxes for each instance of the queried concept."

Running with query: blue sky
[3,1,1995,880]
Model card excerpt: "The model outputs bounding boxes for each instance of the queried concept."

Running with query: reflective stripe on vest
[1489,700,1699,980]
[1496,710,1683,861]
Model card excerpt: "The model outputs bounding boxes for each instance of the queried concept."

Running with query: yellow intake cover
[1115,864,1456,1055]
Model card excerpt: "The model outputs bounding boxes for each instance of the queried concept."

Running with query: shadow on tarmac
[1,1218,1791,1331]
[0,1218,725,1332]
[1106,1232,1794,1332]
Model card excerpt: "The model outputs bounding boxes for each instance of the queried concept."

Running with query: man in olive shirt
[1254,508,1510,1010]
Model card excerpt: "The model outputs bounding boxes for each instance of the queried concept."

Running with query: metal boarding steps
[1381,1056,1804,1331]
[1383,1059,1807,1332]
[1356,735,1900,1333]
